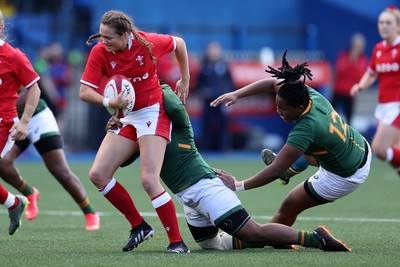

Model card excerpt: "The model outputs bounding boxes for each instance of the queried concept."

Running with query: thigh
[372,123,400,151]
[138,135,167,177]
[92,132,138,176]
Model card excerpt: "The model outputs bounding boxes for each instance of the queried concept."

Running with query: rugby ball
[103,75,135,118]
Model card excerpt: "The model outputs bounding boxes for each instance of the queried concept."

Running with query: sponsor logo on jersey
[146,121,152,128]
[110,61,116,69]
[131,72,149,83]
[376,62,399,73]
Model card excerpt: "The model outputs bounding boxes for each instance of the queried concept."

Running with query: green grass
[1,157,400,267]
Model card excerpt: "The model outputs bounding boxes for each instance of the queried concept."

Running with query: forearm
[242,165,283,190]
[174,37,190,83]
[234,78,277,99]
[357,72,376,91]
[80,84,105,106]
[20,83,40,123]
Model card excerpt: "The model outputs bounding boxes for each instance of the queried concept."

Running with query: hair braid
[266,49,312,108]
[265,49,313,85]
[85,10,155,62]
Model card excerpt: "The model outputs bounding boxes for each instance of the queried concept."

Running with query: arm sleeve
[162,83,188,127]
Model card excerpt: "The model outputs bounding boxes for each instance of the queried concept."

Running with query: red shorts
[0,118,18,158]
[111,102,171,142]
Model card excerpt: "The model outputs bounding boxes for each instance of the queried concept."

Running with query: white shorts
[307,141,372,202]
[175,178,243,227]
[26,108,60,144]
[111,103,171,142]
[374,102,400,128]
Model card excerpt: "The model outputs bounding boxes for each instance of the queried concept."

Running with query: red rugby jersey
[80,32,176,110]
[369,36,400,103]
[0,40,40,118]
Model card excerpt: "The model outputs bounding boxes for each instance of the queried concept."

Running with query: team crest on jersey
[377,50,382,58]
[136,55,144,66]
[110,61,117,69]
[146,120,152,127]
[392,49,398,59]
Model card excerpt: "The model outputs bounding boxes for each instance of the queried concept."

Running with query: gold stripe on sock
[78,197,90,209]
[300,231,305,246]
[17,180,27,192]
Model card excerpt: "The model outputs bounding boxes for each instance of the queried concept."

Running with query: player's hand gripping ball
[103,75,135,118]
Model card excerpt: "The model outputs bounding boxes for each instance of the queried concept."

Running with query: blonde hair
[0,9,5,40]
[383,5,400,34]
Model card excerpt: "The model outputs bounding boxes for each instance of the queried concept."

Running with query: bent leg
[271,182,323,226]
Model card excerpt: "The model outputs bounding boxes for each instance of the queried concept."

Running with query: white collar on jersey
[383,35,400,47]
[0,39,4,46]
[128,32,133,50]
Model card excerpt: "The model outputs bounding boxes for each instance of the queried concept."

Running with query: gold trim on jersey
[178,143,192,149]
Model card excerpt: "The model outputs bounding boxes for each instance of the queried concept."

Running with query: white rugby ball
[103,75,135,118]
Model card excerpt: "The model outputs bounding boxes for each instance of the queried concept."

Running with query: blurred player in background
[0,88,100,231]
[350,5,400,176]
[108,83,352,252]
[332,32,368,125]
[79,10,190,253]
[0,8,40,235]
[196,41,235,151]
[212,50,371,234]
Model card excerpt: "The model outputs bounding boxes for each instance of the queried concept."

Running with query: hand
[111,88,133,109]
[10,121,28,141]
[106,116,123,131]
[210,92,239,107]
[350,83,362,96]
[175,79,189,104]
[214,168,238,191]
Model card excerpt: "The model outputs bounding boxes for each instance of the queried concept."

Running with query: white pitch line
[1,210,400,223]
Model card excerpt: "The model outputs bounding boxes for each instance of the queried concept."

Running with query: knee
[89,168,105,187]
[371,142,386,160]
[198,235,228,250]
[141,174,160,193]
[0,157,12,172]
[277,195,295,214]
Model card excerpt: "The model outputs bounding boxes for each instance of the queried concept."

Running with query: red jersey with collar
[369,37,400,103]
[80,32,176,110]
[0,41,40,119]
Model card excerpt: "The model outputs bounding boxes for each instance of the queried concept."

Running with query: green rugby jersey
[18,98,47,118]
[286,87,366,177]
[160,85,216,193]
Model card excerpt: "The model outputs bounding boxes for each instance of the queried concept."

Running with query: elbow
[175,37,187,51]
[79,85,88,101]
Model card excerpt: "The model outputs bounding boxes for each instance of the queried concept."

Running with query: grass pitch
[1,155,399,267]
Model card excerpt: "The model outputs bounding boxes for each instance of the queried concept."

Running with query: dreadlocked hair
[265,49,312,108]
[85,10,155,62]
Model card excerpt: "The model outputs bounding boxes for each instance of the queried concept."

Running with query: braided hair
[265,49,312,108]
[86,10,155,62]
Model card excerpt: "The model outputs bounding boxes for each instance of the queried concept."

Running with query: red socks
[152,190,182,243]
[99,178,143,227]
